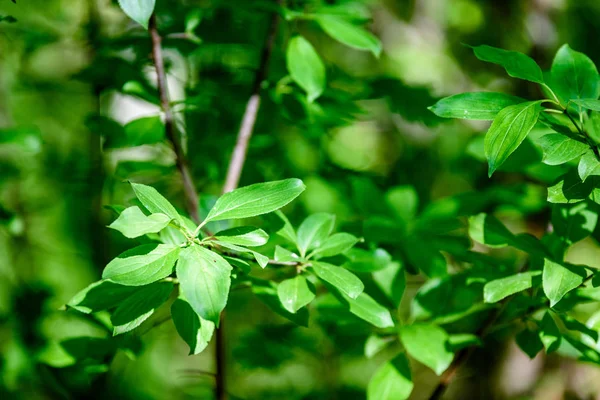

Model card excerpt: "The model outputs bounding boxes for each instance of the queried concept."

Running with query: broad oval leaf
[251,278,309,327]
[287,36,326,102]
[429,92,524,120]
[516,327,544,359]
[277,275,316,313]
[483,271,541,303]
[67,280,139,314]
[297,213,335,257]
[313,232,359,259]
[108,206,171,238]
[171,298,215,355]
[578,150,600,182]
[484,101,543,176]
[203,179,305,225]
[470,44,544,84]
[399,324,453,376]
[177,245,232,324]
[344,291,394,328]
[543,259,586,306]
[131,182,182,224]
[111,281,173,335]
[118,0,156,29]
[312,261,364,299]
[537,133,588,166]
[468,213,515,248]
[316,15,381,57]
[103,244,180,286]
[367,354,413,400]
[214,226,269,247]
[549,44,600,106]
[123,116,165,146]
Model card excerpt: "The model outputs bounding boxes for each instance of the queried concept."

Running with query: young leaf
[203,179,305,225]
[286,36,326,102]
[537,133,589,166]
[367,354,413,400]
[131,182,183,224]
[578,150,600,182]
[365,334,395,359]
[312,261,364,299]
[108,206,171,238]
[483,271,541,303]
[516,327,544,359]
[274,245,302,263]
[102,244,180,286]
[296,213,335,257]
[343,291,394,328]
[429,92,524,120]
[118,0,156,29]
[543,259,585,307]
[316,15,382,57]
[549,44,600,105]
[470,45,544,84]
[111,281,173,335]
[277,275,316,313]
[251,278,309,327]
[312,232,358,258]
[214,226,269,247]
[485,101,543,176]
[171,298,215,355]
[176,245,232,324]
[399,324,453,376]
[539,312,561,353]
[213,240,269,268]
[67,280,139,314]
[275,210,297,244]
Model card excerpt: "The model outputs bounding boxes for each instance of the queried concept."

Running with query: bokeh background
[2,0,600,399]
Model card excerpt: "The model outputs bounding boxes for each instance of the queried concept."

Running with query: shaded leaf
[537,133,588,166]
[171,298,215,355]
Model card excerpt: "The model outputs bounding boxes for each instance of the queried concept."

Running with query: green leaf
[586,111,600,144]
[399,324,453,375]
[485,101,543,176]
[203,179,305,225]
[483,271,541,303]
[548,171,600,204]
[543,259,585,307]
[131,182,183,224]
[559,314,599,342]
[429,92,524,120]
[171,298,215,355]
[102,244,180,286]
[365,334,395,358]
[312,232,358,259]
[108,206,171,238]
[373,261,405,308]
[316,15,381,57]
[447,334,482,352]
[537,133,589,166]
[296,213,335,257]
[571,99,600,111]
[214,240,269,268]
[118,0,156,29]
[275,210,297,244]
[214,226,269,247]
[539,312,561,353]
[111,281,173,335]
[274,245,302,263]
[312,261,364,299]
[367,354,413,400]
[470,44,544,84]
[176,245,232,324]
[578,150,600,182]
[343,291,394,328]
[251,278,309,326]
[123,116,165,146]
[549,44,600,106]
[286,36,326,102]
[67,280,139,314]
[277,275,316,313]
[468,213,515,248]
[551,202,599,245]
[516,327,544,359]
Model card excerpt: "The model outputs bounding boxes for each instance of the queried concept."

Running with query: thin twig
[149,14,200,223]
[221,2,281,194]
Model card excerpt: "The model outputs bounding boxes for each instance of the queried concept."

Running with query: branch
[149,14,201,223]
[221,3,281,194]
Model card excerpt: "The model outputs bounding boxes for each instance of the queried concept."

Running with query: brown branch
[149,14,200,224]
[221,3,281,194]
